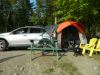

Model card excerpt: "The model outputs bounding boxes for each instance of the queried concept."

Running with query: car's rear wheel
[0,40,7,51]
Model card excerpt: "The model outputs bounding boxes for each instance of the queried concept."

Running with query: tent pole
[55,16,57,24]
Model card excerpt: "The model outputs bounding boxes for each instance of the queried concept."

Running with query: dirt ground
[0,50,100,75]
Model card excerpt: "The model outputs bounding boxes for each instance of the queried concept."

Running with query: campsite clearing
[0,50,100,75]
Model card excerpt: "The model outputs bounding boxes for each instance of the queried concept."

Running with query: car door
[26,27,43,45]
[6,27,29,46]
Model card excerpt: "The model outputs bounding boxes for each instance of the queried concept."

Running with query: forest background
[0,0,100,37]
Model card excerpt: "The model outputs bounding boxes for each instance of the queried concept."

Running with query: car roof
[10,26,46,32]
[23,26,45,29]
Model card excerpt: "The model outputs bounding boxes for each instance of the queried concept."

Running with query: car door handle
[40,34,43,36]
[23,35,27,36]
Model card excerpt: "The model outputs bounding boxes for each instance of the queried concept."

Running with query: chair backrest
[96,39,100,49]
[89,38,97,46]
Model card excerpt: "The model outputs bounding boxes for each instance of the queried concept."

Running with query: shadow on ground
[0,54,25,63]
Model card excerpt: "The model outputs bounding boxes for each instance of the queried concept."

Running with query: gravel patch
[0,50,100,75]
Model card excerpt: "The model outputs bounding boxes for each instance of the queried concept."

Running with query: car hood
[0,32,10,36]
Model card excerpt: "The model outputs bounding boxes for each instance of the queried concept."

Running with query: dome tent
[57,20,87,48]
[45,20,87,49]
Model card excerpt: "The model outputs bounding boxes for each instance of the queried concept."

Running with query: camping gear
[28,20,87,60]
[29,38,62,61]
[29,25,61,60]
[57,20,87,50]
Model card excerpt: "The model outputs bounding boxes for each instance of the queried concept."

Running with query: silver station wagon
[0,26,50,51]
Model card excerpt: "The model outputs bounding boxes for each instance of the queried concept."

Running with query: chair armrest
[80,44,89,48]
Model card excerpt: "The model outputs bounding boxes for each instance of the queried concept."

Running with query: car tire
[0,40,7,51]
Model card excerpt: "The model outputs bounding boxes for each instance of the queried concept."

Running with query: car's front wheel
[0,40,7,51]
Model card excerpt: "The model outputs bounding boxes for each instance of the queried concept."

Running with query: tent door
[61,26,80,49]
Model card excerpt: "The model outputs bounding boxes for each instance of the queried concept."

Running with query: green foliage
[31,0,100,36]
[0,0,100,36]
[0,0,32,32]
[30,0,55,26]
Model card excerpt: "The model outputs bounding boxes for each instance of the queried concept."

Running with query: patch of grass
[43,60,82,75]
[91,54,100,75]
[32,53,83,75]
[58,62,82,75]
[0,70,3,73]
[97,66,100,75]
[44,68,54,73]
[92,54,100,61]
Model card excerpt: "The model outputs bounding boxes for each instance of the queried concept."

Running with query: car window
[29,28,45,33]
[12,28,28,34]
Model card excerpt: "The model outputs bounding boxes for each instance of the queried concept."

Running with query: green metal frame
[28,39,62,61]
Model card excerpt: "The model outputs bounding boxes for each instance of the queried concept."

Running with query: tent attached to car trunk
[56,20,87,48]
